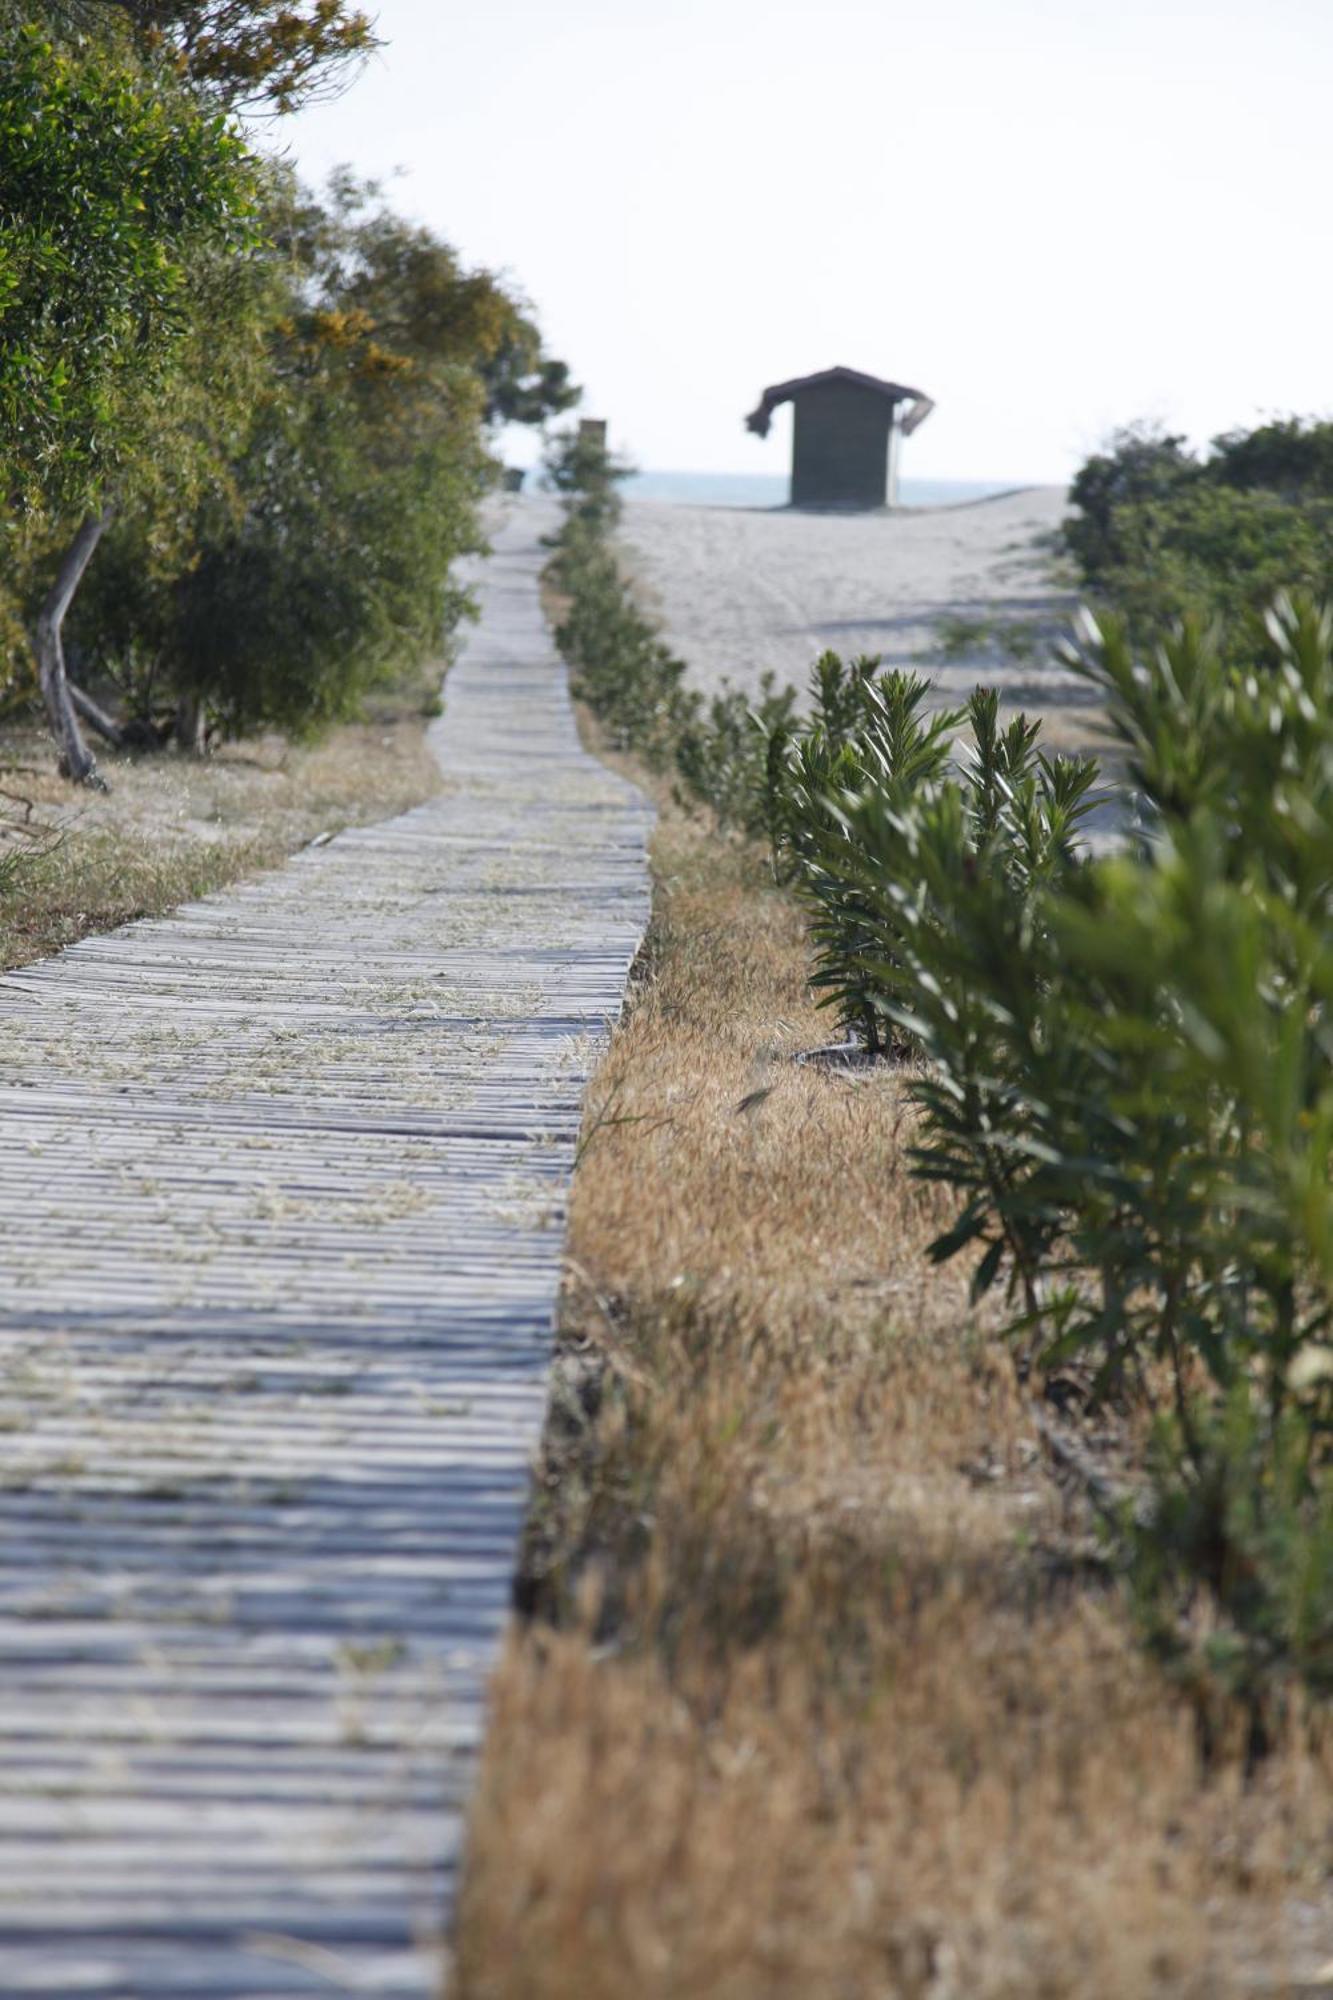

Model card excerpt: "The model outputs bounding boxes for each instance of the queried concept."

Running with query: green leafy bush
[1064,424,1198,587]
[544,429,633,539]
[867,600,1333,1410]
[1066,417,1333,649]
[1209,417,1333,500]
[766,666,964,1048]
[671,674,797,839]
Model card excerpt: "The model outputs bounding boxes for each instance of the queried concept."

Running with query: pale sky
[278,0,1333,482]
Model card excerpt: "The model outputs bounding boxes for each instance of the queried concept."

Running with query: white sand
[617,486,1087,720]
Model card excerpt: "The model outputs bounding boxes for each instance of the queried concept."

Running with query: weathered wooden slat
[0,503,652,1995]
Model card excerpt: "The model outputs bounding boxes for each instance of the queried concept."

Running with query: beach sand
[616,485,1098,743]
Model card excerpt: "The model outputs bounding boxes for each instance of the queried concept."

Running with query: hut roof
[745,365,935,438]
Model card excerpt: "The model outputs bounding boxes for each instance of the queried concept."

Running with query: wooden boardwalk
[0,507,652,1996]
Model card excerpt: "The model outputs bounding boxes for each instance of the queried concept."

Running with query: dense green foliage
[66,175,560,741]
[552,437,1333,1712]
[1065,418,1333,648]
[0,6,573,765]
[0,21,260,505]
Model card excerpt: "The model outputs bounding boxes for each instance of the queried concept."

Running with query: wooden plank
[0,503,652,1996]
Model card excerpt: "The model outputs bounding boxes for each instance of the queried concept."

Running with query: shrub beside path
[0,506,652,1996]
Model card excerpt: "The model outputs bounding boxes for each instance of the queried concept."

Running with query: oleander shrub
[671,674,798,839]
[765,667,964,1046]
[787,608,1333,1702]
[548,420,1333,1701]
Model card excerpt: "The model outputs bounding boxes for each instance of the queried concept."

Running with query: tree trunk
[67,681,125,749]
[34,509,112,787]
[174,691,207,756]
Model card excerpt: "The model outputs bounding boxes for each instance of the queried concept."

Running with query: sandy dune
[617,486,1092,728]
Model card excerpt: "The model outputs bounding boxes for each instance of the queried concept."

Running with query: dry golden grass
[0,700,441,969]
[452,805,1332,1999]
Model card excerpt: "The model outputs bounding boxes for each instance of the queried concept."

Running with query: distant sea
[618,470,1024,510]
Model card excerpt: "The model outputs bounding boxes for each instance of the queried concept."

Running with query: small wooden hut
[745,365,934,510]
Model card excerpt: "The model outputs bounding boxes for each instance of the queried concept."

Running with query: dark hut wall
[790,377,897,509]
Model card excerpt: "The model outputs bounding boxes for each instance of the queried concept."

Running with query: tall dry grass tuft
[452,807,1332,1998]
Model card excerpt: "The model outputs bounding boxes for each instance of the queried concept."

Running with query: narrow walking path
[0,506,651,1996]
